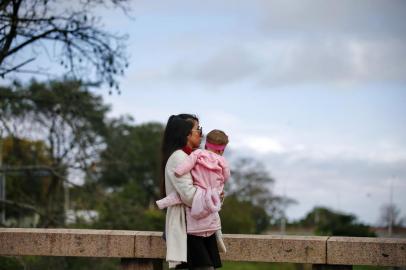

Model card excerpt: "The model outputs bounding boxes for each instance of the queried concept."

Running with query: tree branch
[0,0,22,64]
[2,28,56,59]
[0,198,61,227]
[0,198,41,214]
[0,0,13,11]
[0,165,81,188]
[0,57,35,77]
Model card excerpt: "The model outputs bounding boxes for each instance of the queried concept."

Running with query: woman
[161,114,222,270]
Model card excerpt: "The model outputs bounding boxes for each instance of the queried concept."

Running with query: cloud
[133,1,406,88]
[91,0,406,91]
[236,136,286,154]
[258,0,406,39]
[255,0,406,86]
[230,139,406,224]
[238,137,406,166]
[130,39,406,89]
[169,46,261,86]
[132,36,406,88]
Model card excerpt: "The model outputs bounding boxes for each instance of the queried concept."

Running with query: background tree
[379,203,405,229]
[0,79,109,226]
[221,194,268,234]
[221,157,295,234]
[98,118,163,205]
[0,0,130,92]
[297,206,376,237]
[76,118,166,230]
[0,136,58,226]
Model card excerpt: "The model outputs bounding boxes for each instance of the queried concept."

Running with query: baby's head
[205,129,229,155]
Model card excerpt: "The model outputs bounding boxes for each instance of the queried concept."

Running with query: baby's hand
[220,191,225,203]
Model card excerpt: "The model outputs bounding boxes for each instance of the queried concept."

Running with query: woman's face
[187,120,202,149]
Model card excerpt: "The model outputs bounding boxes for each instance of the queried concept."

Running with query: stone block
[0,228,135,257]
[327,237,406,266]
[134,231,165,259]
[221,234,327,264]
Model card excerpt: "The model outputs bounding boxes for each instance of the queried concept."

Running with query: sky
[4,0,406,225]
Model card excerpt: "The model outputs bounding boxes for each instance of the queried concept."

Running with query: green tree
[0,136,58,226]
[0,79,109,226]
[70,117,166,231]
[98,118,164,206]
[92,181,164,231]
[298,207,376,237]
[221,194,266,234]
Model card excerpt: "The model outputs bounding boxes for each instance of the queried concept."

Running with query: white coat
[164,150,197,268]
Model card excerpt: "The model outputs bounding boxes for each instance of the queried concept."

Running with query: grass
[221,262,393,270]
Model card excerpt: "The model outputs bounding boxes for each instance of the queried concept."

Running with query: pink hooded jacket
[156,149,230,235]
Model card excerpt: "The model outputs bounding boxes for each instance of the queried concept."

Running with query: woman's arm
[166,150,196,207]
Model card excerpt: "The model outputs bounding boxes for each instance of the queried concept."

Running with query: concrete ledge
[327,237,406,266]
[1,228,406,266]
[0,229,326,264]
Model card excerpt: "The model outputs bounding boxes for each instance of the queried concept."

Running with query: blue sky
[3,0,406,225]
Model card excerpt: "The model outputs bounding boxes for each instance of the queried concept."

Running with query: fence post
[120,258,163,270]
[312,265,352,270]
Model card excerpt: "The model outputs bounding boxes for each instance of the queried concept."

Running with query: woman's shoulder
[167,150,187,166]
[170,149,187,159]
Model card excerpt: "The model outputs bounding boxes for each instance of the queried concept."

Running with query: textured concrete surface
[133,231,165,259]
[221,234,327,264]
[327,237,406,266]
[0,228,135,257]
[1,228,406,267]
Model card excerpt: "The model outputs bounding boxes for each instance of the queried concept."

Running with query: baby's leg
[156,192,182,209]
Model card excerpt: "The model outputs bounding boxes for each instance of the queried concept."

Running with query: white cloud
[166,46,261,86]
[231,140,406,224]
[236,136,286,154]
[134,37,406,88]
[131,0,406,88]
[258,0,406,39]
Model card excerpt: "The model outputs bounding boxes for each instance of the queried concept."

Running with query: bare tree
[0,0,129,92]
[227,157,296,221]
[379,203,405,229]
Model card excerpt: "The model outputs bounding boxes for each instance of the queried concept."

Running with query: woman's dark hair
[160,114,199,197]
